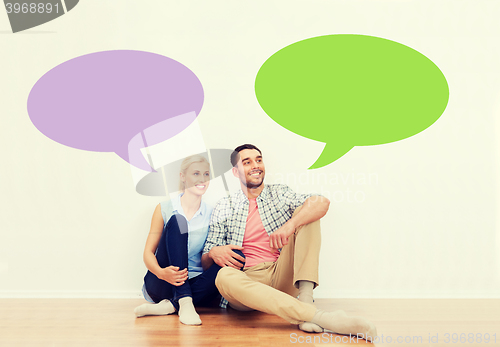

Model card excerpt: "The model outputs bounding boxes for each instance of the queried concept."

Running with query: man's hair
[230,144,262,167]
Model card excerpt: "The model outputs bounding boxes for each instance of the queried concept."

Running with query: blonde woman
[134,155,243,325]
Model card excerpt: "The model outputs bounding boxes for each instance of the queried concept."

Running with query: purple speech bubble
[27,50,204,172]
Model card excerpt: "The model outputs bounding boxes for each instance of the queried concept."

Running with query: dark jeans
[143,214,245,311]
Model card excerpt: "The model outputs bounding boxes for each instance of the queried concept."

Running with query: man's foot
[178,297,202,325]
[299,321,324,333]
[297,280,323,333]
[311,309,377,342]
[134,299,175,317]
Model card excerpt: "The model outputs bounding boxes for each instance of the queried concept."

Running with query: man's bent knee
[215,267,255,312]
[215,266,239,291]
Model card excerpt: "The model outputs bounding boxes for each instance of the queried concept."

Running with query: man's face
[232,149,265,189]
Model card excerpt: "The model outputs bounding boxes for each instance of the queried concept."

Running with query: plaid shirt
[203,184,313,308]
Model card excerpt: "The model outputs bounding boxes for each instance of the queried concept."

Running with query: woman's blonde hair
[179,154,210,191]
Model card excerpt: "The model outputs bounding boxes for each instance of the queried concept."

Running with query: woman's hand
[157,266,188,286]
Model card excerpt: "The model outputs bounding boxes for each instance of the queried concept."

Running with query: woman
[134,154,224,325]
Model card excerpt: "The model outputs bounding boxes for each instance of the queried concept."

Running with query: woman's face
[181,161,210,196]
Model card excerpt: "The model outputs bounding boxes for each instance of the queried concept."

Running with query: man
[201,144,376,340]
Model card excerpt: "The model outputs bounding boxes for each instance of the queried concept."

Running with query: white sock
[178,297,202,325]
[297,281,323,333]
[134,299,175,317]
[311,309,377,342]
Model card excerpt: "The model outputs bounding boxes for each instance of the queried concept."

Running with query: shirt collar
[234,189,248,205]
[258,184,270,202]
[235,184,269,204]
[172,193,205,218]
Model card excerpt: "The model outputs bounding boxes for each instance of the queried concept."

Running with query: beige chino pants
[215,207,321,324]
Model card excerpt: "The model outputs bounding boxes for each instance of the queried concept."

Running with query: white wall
[0,0,499,298]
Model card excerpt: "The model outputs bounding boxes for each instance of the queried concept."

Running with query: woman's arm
[200,253,214,271]
[143,204,188,286]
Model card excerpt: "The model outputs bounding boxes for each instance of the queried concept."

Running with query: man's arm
[269,195,330,249]
[202,201,227,270]
[204,244,245,269]
[202,198,245,270]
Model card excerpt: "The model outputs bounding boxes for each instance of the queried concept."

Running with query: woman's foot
[134,299,176,317]
[178,297,202,325]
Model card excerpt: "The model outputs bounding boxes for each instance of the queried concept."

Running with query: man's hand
[156,266,188,286]
[209,245,245,269]
[269,221,296,249]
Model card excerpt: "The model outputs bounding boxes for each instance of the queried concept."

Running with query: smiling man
[201,144,377,340]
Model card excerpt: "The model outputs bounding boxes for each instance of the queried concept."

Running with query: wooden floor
[0,299,499,346]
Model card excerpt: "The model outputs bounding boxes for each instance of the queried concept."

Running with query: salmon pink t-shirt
[242,198,280,267]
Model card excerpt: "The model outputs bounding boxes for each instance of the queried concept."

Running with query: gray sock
[311,309,377,342]
[297,281,323,333]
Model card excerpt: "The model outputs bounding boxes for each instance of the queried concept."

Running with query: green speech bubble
[255,34,449,169]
